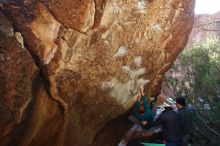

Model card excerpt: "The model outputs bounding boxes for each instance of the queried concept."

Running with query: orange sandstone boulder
[0,0,195,145]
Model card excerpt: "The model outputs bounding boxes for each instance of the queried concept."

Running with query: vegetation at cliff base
[165,38,220,146]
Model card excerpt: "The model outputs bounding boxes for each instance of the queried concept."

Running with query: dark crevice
[0,7,65,116]
[1,8,69,146]
[1,8,46,74]
[8,72,41,146]
[1,7,65,139]
[1,5,55,86]
[7,71,59,146]
[92,0,107,29]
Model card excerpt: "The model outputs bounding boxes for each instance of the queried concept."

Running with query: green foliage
[207,97,220,128]
[167,38,220,144]
[180,38,220,97]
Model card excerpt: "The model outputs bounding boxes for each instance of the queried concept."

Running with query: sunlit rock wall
[186,11,220,48]
[0,0,195,145]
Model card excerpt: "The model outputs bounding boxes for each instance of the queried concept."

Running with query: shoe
[117,139,127,146]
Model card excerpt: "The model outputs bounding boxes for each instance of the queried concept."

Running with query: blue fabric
[165,141,182,146]
[130,124,145,132]
[134,96,153,122]
[165,142,177,146]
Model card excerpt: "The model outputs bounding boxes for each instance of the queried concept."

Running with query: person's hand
[140,85,145,96]
[141,121,147,126]
[133,94,139,102]
[138,93,142,101]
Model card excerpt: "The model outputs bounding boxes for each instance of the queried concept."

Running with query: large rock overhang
[0,0,195,145]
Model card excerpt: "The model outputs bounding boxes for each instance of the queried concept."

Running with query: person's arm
[153,107,165,121]
[139,85,153,121]
[142,96,151,114]
[179,110,185,130]
[151,113,165,126]
[187,108,193,129]
[142,96,153,120]
[134,101,140,118]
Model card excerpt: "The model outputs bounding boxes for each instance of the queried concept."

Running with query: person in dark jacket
[152,98,182,146]
[176,97,192,146]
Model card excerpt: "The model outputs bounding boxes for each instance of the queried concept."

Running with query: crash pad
[140,143,165,146]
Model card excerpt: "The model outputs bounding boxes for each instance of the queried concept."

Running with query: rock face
[0,12,38,146]
[186,11,220,48]
[0,0,195,146]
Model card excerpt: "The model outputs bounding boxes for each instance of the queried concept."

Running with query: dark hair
[139,105,145,114]
[176,97,186,106]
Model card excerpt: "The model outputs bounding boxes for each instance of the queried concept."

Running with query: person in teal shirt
[133,92,153,124]
[118,85,153,146]
[128,85,153,128]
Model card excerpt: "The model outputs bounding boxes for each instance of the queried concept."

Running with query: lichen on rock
[0,0,195,145]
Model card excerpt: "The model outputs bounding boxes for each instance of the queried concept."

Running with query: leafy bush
[180,38,220,97]
[166,38,220,145]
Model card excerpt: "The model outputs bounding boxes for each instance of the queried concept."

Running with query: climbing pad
[140,143,165,146]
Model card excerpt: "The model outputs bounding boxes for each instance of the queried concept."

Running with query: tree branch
[187,98,220,137]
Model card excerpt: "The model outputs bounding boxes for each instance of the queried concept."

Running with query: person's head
[176,97,186,109]
[156,93,165,106]
[139,104,145,114]
[163,97,176,108]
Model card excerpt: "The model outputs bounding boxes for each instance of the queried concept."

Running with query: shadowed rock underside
[0,0,195,145]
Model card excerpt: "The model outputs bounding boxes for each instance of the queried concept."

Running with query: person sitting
[117,85,153,146]
[152,93,166,121]
[147,93,165,135]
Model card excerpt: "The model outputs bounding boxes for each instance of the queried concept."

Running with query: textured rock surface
[0,0,195,145]
[186,11,220,48]
[0,12,38,146]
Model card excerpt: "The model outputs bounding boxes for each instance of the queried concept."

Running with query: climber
[117,85,153,146]
[176,97,192,146]
[130,85,153,125]
[149,97,182,146]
